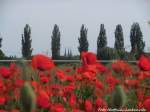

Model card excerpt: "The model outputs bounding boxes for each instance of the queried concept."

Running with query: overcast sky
[0,0,150,57]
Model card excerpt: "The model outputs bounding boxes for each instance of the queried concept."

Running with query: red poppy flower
[65,75,74,82]
[95,79,104,89]
[96,63,108,73]
[50,103,66,112]
[0,79,4,91]
[112,60,132,77]
[66,68,72,72]
[143,98,150,112]
[105,73,120,89]
[0,66,11,78]
[96,98,103,107]
[137,101,143,109]
[9,63,15,72]
[51,84,61,90]
[85,99,92,112]
[63,83,74,94]
[72,109,83,112]
[56,69,66,82]
[0,110,7,112]
[69,94,76,108]
[37,90,50,109]
[143,85,150,89]
[32,54,55,71]
[83,72,94,81]
[38,71,46,77]
[11,109,20,112]
[14,79,24,88]
[80,52,108,73]
[136,89,145,102]
[95,88,104,97]
[40,76,49,84]
[76,67,84,73]
[30,81,39,92]
[86,65,98,75]
[0,97,6,106]
[81,52,97,66]
[76,75,83,81]
[125,79,139,88]
[138,55,150,71]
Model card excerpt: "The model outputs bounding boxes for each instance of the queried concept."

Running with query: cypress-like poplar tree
[130,23,145,58]
[21,24,33,59]
[97,24,107,59]
[78,24,89,54]
[0,35,5,59]
[64,48,67,57]
[114,24,124,51]
[51,24,61,59]
[0,37,2,48]
[68,49,72,58]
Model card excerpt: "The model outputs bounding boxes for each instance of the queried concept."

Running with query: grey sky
[0,0,150,57]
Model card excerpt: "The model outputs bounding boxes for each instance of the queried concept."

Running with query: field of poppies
[0,52,149,112]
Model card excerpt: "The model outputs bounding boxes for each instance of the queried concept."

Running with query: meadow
[0,52,149,112]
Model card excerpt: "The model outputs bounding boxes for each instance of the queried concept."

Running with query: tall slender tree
[0,36,2,48]
[78,24,89,55]
[114,24,124,51]
[51,24,61,59]
[130,23,145,58]
[64,48,67,57]
[68,49,72,58]
[0,35,5,59]
[97,24,107,59]
[148,21,150,25]
[21,24,32,59]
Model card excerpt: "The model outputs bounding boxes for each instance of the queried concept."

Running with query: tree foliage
[78,24,89,54]
[114,24,124,51]
[97,24,107,59]
[130,23,145,58]
[51,24,61,59]
[68,49,72,59]
[0,37,2,48]
[0,36,5,59]
[21,24,33,59]
[97,47,119,60]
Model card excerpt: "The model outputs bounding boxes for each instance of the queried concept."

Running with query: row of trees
[96,23,145,60]
[0,22,146,60]
[78,23,145,59]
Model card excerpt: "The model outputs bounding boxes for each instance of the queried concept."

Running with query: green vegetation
[21,24,33,59]
[0,22,148,60]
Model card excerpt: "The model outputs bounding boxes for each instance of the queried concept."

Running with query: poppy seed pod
[111,84,127,109]
[20,82,36,112]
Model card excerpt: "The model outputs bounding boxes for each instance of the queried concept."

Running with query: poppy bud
[20,82,36,112]
[112,84,126,109]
